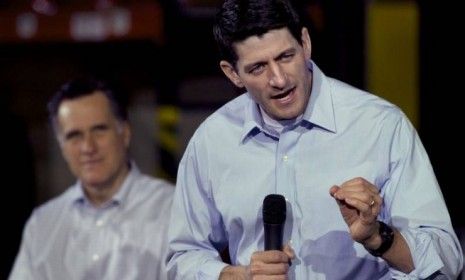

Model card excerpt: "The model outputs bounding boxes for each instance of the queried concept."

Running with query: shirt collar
[240,95,262,142]
[71,161,141,208]
[240,60,336,143]
[303,61,337,133]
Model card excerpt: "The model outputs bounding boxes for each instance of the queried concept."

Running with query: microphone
[263,194,286,250]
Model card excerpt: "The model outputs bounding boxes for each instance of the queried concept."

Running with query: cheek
[61,140,82,156]
[61,149,79,174]
[62,148,78,164]
[106,138,126,157]
[296,61,309,79]
[243,79,267,98]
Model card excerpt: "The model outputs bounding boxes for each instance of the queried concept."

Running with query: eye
[91,124,110,136]
[62,130,83,144]
[93,124,109,132]
[64,131,81,141]
[278,52,294,62]
[249,64,265,75]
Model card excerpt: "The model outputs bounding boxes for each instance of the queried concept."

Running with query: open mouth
[271,87,296,104]
[271,87,295,99]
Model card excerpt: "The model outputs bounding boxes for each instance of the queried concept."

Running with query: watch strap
[367,221,394,257]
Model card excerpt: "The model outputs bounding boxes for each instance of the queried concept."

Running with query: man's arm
[385,115,463,278]
[362,222,414,272]
[9,216,35,280]
[330,114,463,279]
[166,141,229,279]
[329,179,414,274]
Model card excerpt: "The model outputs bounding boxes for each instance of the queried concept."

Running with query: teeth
[272,88,292,99]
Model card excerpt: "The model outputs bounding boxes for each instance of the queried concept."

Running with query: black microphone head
[263,194,286,224]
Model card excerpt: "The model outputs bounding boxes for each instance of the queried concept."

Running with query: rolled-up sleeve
[383,115,463,279]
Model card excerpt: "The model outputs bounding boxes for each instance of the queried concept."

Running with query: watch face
[381,224,394,239]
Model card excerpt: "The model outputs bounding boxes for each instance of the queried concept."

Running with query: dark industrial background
[1,0,463,278]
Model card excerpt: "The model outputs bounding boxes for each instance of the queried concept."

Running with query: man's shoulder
[26,186,77,229]
[37,186,75,209]
[191,94,250,138]
[132,173,175,198]
[202,92,247,119]
[127,173,174,216]
[328,77,403,117]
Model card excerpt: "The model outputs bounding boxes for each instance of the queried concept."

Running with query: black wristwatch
[367,221,394,257]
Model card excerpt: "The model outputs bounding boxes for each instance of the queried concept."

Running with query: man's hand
[219,244,295,279]
[329,177,382,245]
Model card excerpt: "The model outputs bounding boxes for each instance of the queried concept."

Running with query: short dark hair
[213,0,303,66]
[48,77,128,129]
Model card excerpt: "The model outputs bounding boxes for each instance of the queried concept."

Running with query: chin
[81,174,105,186]
[279,111,301,120]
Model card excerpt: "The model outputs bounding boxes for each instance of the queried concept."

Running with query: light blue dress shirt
[167,62,463,279]
[9,164,174,280]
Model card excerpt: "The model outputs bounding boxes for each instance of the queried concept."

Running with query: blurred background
[1,0,463,278]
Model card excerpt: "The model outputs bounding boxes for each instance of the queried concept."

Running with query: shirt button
[96,220,104,227]
[92,254,100,261]
[283,155,288,162]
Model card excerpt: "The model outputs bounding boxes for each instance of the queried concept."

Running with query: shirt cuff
[389,229,444,279]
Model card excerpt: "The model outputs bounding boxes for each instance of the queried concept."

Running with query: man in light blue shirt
[9,78,174,280]
[167,0,463,279]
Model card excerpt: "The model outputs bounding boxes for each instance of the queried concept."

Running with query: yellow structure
[366,0,419,127]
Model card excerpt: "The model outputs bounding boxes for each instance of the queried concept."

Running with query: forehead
[234,28,297,64]
[57,91,114,129]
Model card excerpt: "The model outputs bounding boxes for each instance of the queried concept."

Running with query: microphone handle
[264,223,283,250]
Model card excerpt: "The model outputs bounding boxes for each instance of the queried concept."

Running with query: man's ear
[301,27,312,61]
[122,122,131,148]
[220,60,244,88]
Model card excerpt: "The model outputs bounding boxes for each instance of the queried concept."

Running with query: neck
[84,164,130,207]
[260,106,302,134]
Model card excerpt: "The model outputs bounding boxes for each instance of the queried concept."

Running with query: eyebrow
[62,122,110,139]
[64,129,81,140]
[242,47,297,72]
